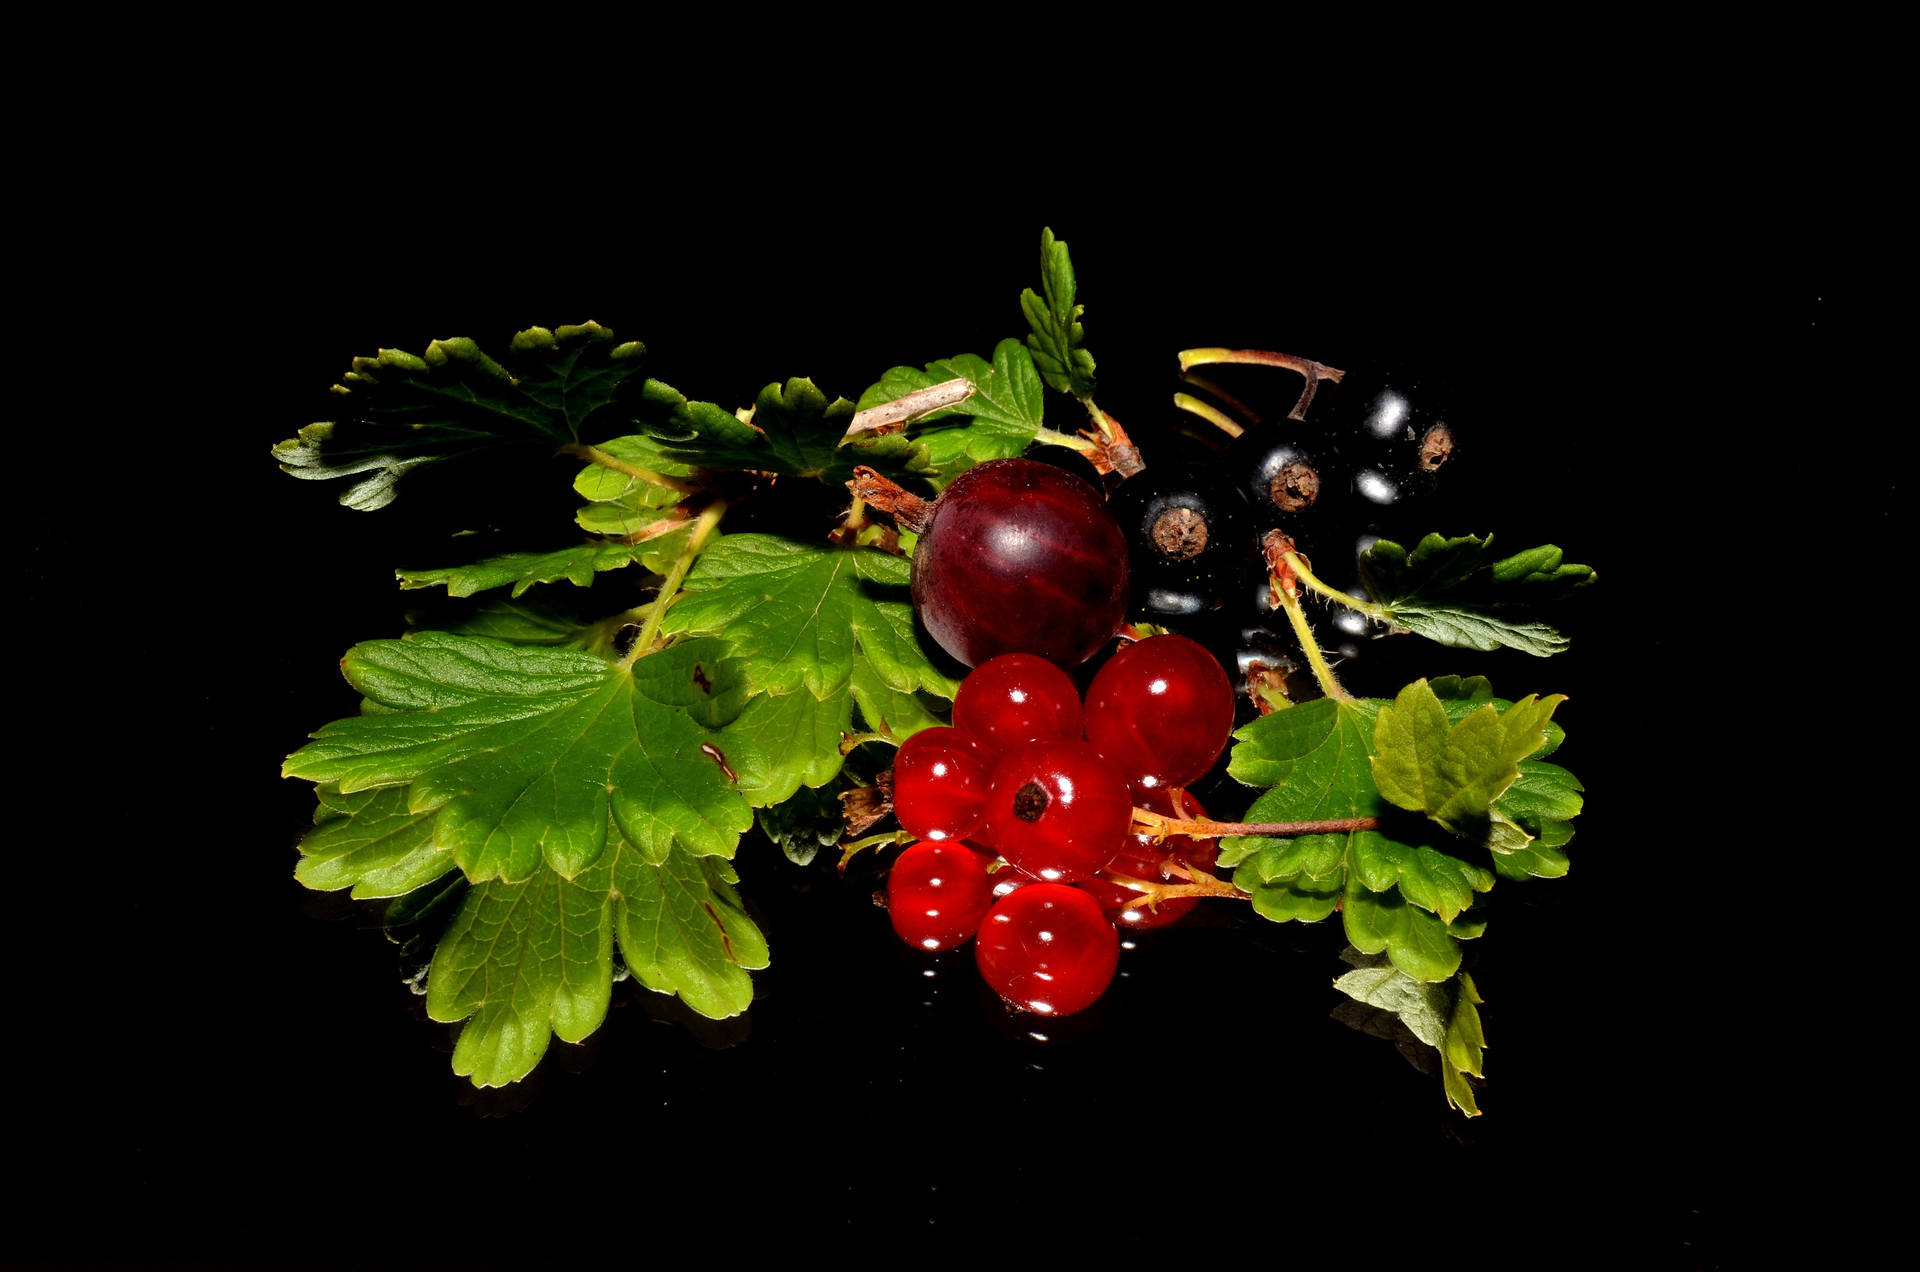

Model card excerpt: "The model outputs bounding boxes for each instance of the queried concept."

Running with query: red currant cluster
[884,636,1235,1016]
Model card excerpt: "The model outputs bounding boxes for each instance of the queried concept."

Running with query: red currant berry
[987,860,1043,901]
[892,727,991,843]
[1082,634,1234,793]
[975,883,1119,1016]
[951,653,1083,762]
[886,841,994,953]
[1078,787,1220,931]
[982,741,1135,884]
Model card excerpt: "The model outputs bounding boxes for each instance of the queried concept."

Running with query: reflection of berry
[975,884,1119,1016]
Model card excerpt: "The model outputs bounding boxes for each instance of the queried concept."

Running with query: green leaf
[283,633,753,883]
[642,377,930,486]
[1333,951,1486,1116]
[662,535,957,806]
[409,597,597,647]
[855,339,1046,485]
[1351,835,1494,924]
[1020,227,1097,399]
[396,539,653,599]
[1225,695,1494,979]
[1428,674,1565,758]
[272,323,648,510]
[1490,760,1584,879]
[1371,678,1566,837]
[756,783,844,867]
[427,829,766,1088]
[1343,878,1478,981]
[296,786,457,899]
[1359,534,1596,656]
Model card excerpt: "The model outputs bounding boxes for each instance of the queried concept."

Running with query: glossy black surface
[22,191,1814,1264]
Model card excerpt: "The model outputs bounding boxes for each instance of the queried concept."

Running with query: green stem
[1274,575,1352,703]
[1033,426,1097,453]
[1284,551,1389,621]
[620,501,727,669]
[561,443,703,497]
[1172,392,1243,439]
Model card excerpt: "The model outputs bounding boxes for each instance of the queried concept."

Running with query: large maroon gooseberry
[910,459,1129,669]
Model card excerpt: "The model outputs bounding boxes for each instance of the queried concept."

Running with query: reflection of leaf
[427,831,766,1088]
[1359,534,1595,656]
[272,323,649,510]
[284,634,752,882]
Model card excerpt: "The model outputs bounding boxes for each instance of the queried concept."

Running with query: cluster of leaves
[274,228,1591,1115]
[1221,674,1583,1114]
[276,233,1101,1086]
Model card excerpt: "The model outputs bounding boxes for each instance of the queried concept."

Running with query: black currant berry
[1220,420,1347,534]
[1311,369,1456,514]
[1109,461,1251,628]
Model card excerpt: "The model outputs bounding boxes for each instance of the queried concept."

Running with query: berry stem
[1172,392,1244,439]
[1033,426,1100,453]
[1080,398,1145,477]
[1098,865,1248,906]
[620,500,728,669]
[1261,531,1352,703]
[561,443,704,497]
[1132,807,1379,842]
[1283,550,1391,622]
[837,829,909,873]
[847,467,936,534]
[1174,348,1346,421]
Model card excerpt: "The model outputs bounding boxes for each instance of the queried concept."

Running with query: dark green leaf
[408,597,597,648]
[1225,694,1497,977]
[1490,760,1584,879]
[426,830,766,1088]
[396,540,654,599]
[663,535,956,806]
[1359,534,1596,656]
[643,377,931,486]
[272,323,648,510]
[296,786,456,899]
[1021,227,1097,398]
[1343,879,1478,982]
[284,634,753,882]
[757,783,844,867]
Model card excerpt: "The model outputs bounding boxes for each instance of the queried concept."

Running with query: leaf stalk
[621,500,727,669]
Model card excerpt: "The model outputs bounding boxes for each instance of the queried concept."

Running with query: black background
[25,173,1821,1263]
